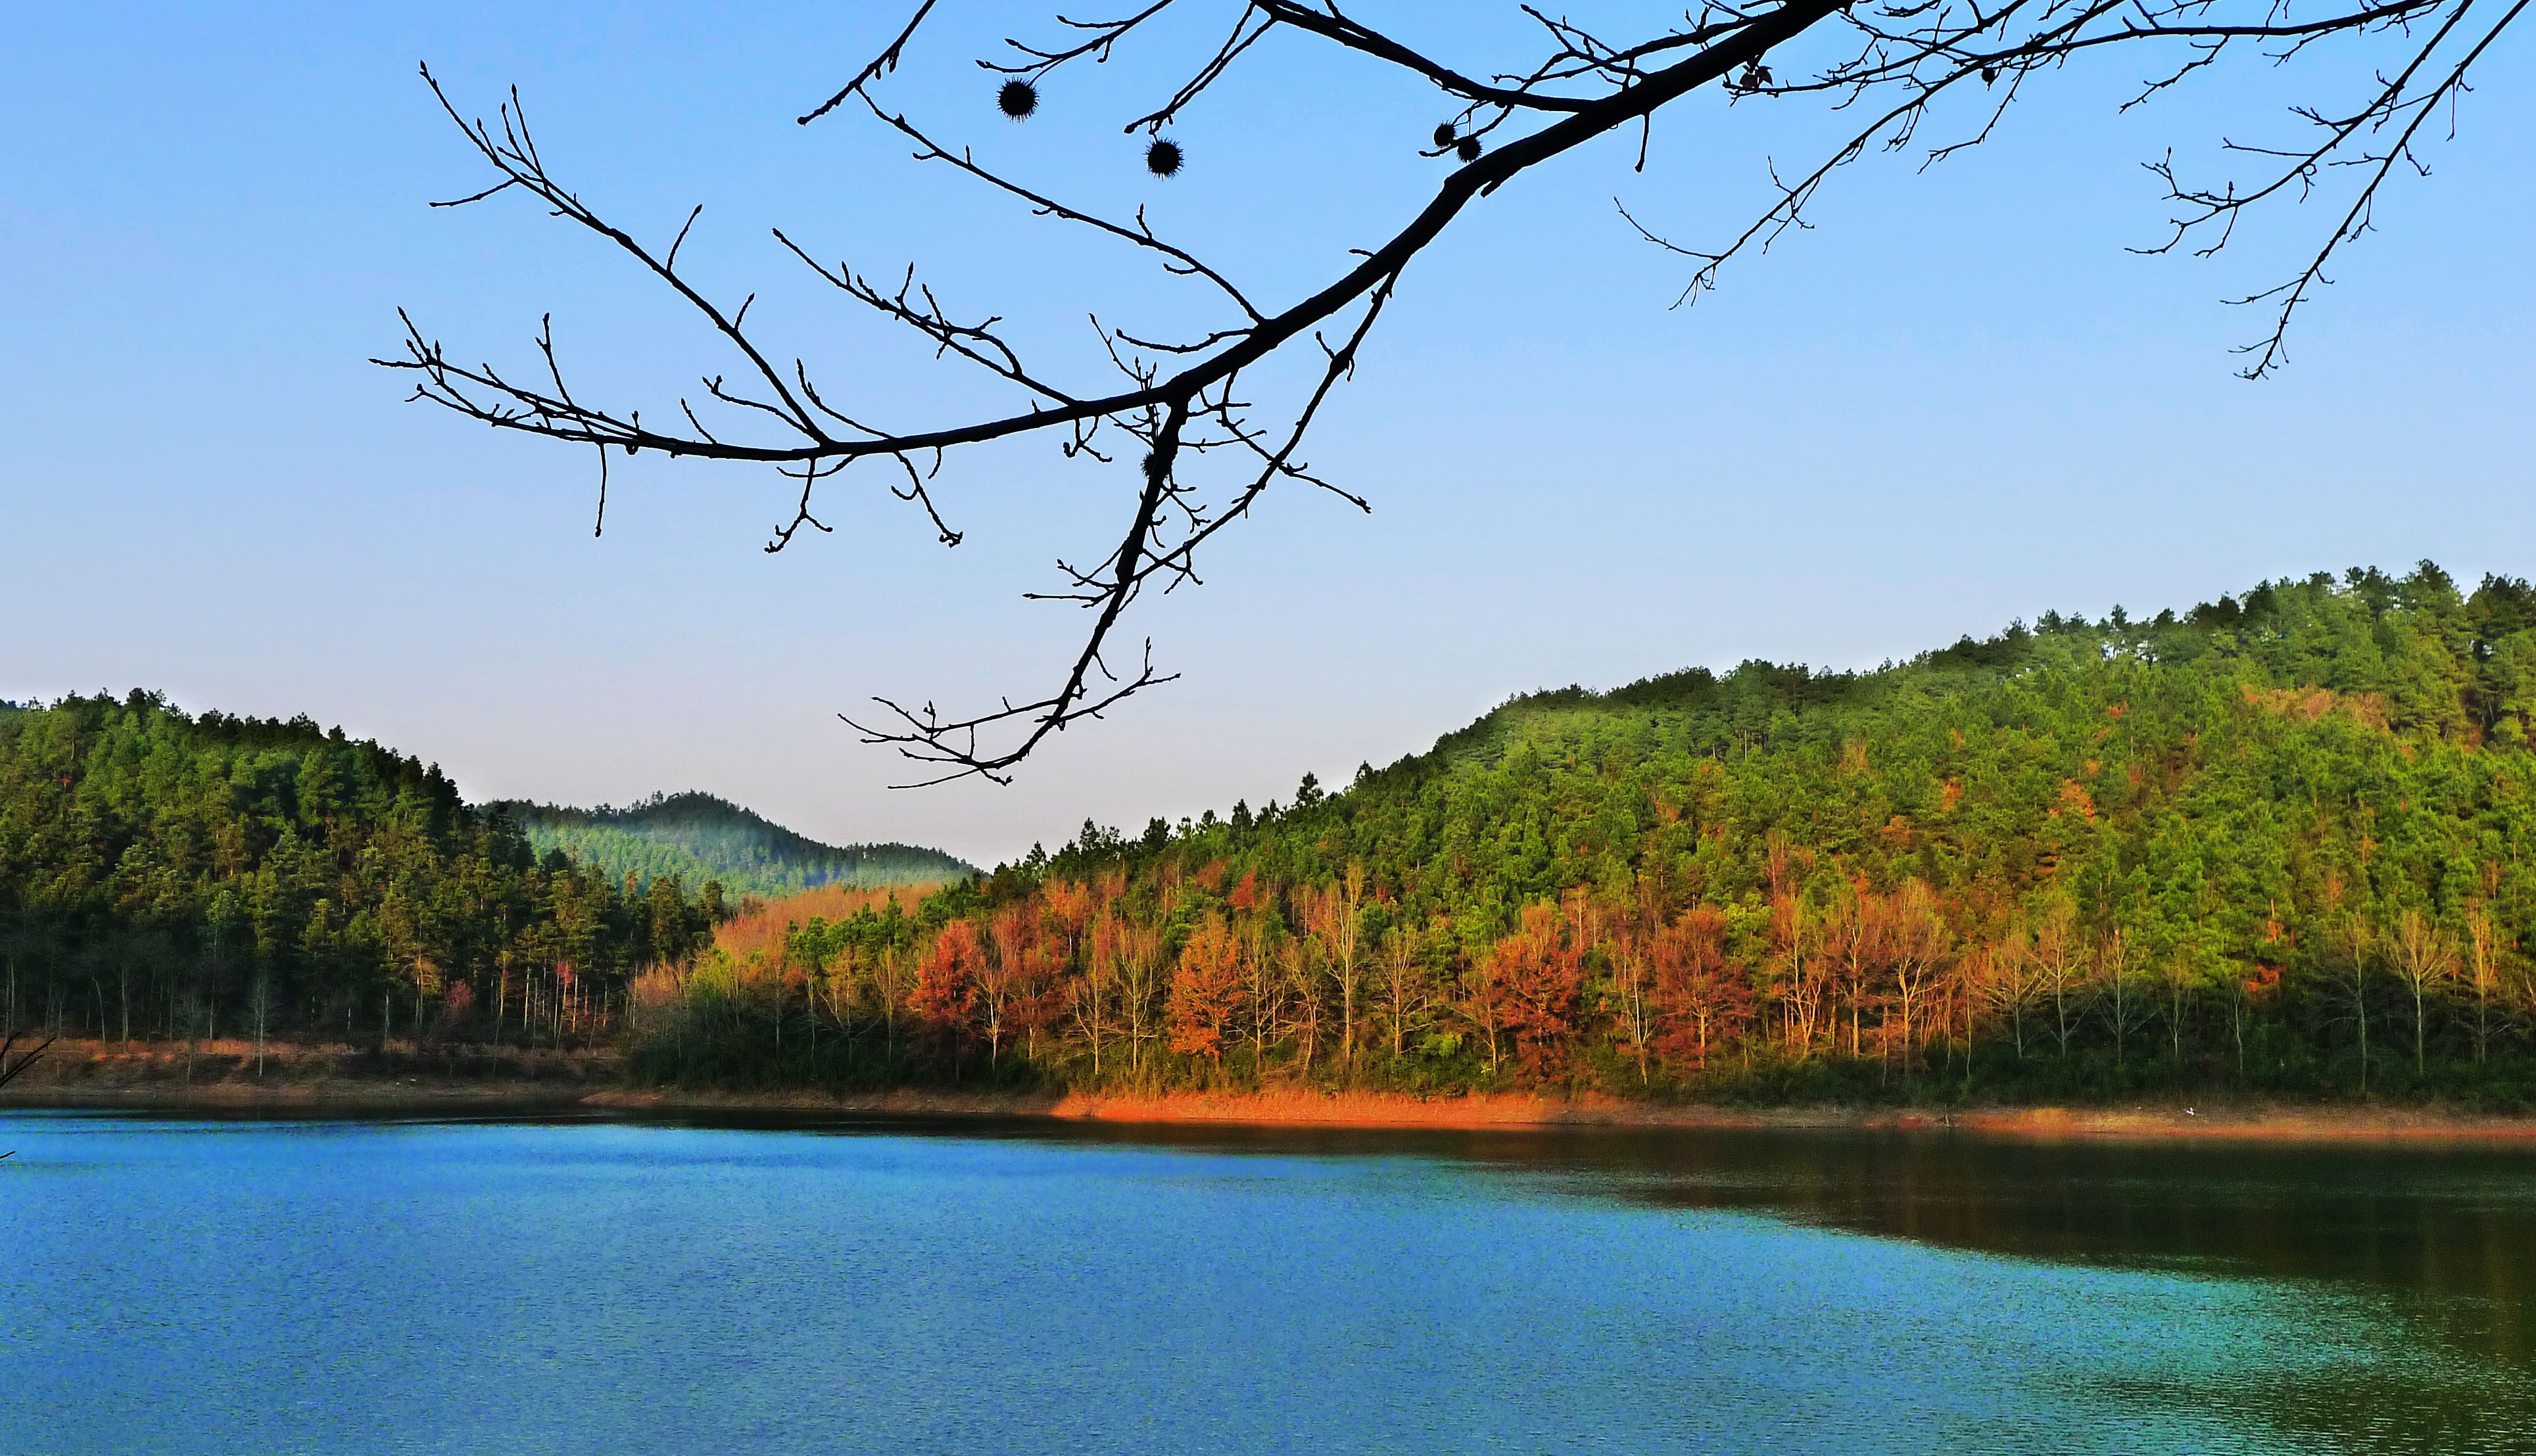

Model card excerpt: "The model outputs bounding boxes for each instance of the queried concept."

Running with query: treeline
[634,565,2536,1106]
[0,693,725,1051]
[502,791,972,900]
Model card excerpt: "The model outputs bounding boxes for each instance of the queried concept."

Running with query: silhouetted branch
[391,0,2520,779]
[798,0,940,126]
[0,1032,54,1092]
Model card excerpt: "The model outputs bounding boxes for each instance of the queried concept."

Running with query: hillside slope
[643,564,2536,1106]
[0,695,715,1049]
[502,791,972,900]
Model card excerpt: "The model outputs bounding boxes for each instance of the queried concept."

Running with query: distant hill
[497,791,972,899]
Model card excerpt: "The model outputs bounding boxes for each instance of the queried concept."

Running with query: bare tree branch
[0,1032,53,1092]
[389,0,2522,780]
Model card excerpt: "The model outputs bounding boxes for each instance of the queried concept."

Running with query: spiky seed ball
[1145,137,1184,177]
[997,80,1039,119]
[1432,122,1456,148]
[1455,135,1482,163]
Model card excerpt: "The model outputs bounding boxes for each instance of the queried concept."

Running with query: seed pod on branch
[389,0,2522,782]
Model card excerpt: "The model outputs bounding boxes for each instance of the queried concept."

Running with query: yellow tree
[2466,903,2505,1065]
[1378,920,1425,1060]
[1302,866,1368,1075]
[1887,880,1951,1077]
[2032,898,2084,1064]
[2387,908,2460,1077]
[1971,920,2040,1062]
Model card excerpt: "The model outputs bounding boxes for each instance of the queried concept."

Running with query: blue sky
[5,3,2529,866]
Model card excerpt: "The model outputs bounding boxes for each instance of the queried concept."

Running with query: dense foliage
[502,791,972,900]
[0,695,721,1049]
[638,565,2536,1106]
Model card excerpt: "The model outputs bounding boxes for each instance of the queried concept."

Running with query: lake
[4,1111,2532,1454]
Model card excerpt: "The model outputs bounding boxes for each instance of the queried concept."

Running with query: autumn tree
[2097,928,2154,1073]
[982,903,1061,1067]
[1652,905,1745,1073]
[1819,881,1884,1061]
[2466,903,2506,1065]
[1607,925,1657,1082]
[1278,936,1322,1073]
[1765,874,1826,1061]
[1080,906,1126,1077]
[1118,913,1167,1075]
[1168,912,1245,1070]
[2032,898,2085,1063]
[1488,901,1589,1079]
[1302,867,1367,1074]
[2336,916,2378,1094]
[1377,920,1427,1060]
[2387,908,2460,1077]
[1971,922,2038,1062]
[909,917,984,1065]
[1886,880,1951,1077]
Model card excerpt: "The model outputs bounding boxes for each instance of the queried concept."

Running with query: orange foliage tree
[1488,901,1588,1078]
[909,918,984,1062]
[1168,913,1245,1068]
[1653,906,1748,1069]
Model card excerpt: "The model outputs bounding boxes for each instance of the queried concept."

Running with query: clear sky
[5,4,2529,868]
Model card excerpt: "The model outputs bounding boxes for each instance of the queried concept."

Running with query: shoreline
[599,1087,2536,1143]
[7,1041,2536,1143]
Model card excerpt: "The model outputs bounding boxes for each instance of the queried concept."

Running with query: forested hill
[498,792,972,900]
[639,564,2536,1106]
[0,695,720,1049]
[1030,563,2536,910]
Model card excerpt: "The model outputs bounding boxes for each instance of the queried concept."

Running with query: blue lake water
[3,1111,2532,1453]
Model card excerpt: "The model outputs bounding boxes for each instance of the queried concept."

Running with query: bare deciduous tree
[384,0,2522,780]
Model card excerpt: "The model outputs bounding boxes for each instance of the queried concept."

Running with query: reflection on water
[4,1110,2533,1455]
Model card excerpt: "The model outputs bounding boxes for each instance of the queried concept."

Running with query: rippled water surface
[5,1112,2533,1453]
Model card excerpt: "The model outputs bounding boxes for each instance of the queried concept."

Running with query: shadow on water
[620,1110,2536,1451]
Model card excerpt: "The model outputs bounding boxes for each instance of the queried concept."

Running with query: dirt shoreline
[9,1038,2536,1142]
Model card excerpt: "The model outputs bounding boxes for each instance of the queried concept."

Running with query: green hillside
[0,695,717,1049]
[640,563,2536,1107]
[501,791,972,901]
